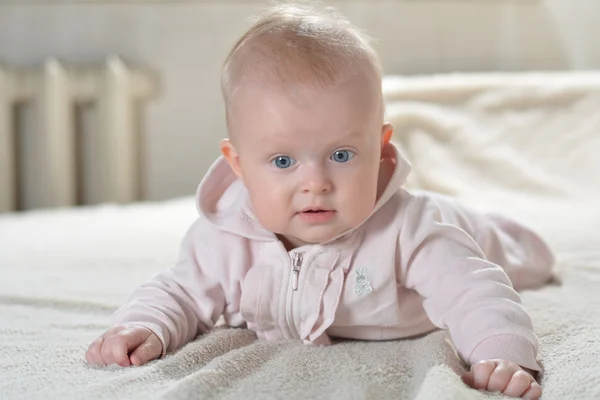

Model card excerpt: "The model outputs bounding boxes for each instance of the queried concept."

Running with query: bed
[1,72,599,399]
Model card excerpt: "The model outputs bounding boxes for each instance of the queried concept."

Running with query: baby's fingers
[471,360,497,390]
[86,327,125,365]
[503,370,535,398]
[101,335,131,367]
[487,363,514,392]
[522,382,542,400]
[85,336,106,365]
[129,335,162,366]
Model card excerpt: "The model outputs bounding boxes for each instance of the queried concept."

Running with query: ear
[376,122,395,198]
[220,139,244,181]
[381,122,393,148]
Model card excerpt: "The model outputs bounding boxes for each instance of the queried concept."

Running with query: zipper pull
[291,252,303,291]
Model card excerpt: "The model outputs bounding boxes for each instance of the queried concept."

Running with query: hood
[196,141,412,243]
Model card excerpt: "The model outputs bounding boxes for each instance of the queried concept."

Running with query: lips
[297,208,336,224]
[301,207,331,213]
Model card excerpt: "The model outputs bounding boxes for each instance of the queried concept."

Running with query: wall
[0,0,597,203]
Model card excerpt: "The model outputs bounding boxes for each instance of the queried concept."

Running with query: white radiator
[0,57,157,213]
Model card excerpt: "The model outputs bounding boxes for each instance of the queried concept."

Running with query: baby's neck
[277,234,304,252]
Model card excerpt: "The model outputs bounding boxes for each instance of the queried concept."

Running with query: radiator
[0,56,157,213]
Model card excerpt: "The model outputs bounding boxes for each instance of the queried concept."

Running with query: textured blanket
[1,72,599,399]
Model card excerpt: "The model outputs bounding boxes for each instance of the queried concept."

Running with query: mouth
[300,207,333,213]
[297,207,336,224]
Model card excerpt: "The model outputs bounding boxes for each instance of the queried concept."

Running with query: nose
[301,164,332,195]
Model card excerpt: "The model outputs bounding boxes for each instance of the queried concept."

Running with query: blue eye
[330,150,355,163]
[271,155,296,169]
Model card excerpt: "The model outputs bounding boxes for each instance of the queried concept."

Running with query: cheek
[244,174,291,232]
[337,163,379,213]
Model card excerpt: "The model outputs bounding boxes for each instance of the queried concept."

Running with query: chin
[297,230,343,245]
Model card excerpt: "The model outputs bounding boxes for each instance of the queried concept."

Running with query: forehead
[228,72,382,142]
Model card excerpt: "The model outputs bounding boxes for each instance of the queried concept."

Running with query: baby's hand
[85,326,162,367]
[462,360,541,399]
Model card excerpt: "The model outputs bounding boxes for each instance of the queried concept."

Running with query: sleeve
[110,218,227,357]
[398,196,541,371]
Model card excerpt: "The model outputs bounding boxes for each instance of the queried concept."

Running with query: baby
[86,4,554,399]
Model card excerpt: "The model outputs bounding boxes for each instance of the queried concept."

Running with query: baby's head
[220,3,393,249]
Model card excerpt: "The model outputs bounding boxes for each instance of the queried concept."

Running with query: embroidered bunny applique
[353,267,373,296]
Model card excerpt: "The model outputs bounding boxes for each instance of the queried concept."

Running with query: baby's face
[223,73,388,248]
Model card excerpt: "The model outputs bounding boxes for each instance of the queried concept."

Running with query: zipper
[286,251,303,339]
[291,252,303,291]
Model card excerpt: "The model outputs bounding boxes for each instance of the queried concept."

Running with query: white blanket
[1,72,599,399]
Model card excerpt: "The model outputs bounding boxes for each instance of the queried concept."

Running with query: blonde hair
[221,2,382,115]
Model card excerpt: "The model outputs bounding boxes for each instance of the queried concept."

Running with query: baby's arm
[398,195,542,396]
[86,218,227,366]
